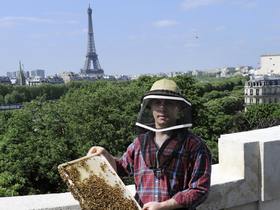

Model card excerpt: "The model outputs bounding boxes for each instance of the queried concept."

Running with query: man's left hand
[142,201,165,210]
[142,199,183,210]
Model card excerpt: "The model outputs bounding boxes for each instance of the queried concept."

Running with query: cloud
[231,0,257,8]
[181,0,223,10]
[153,20,179,28]
[215,25,226,31]
[181,0,257,10]
[184,42,200,49]
[128,33,148,41]
[0,16,53,25]
[0,16,78,28]
[64,20,79,24]
[184,41,200,48]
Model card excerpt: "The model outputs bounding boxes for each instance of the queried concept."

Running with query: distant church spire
[17,61,26,86]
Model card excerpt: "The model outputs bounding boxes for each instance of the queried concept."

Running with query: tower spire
[17,61,26,86]
[81,4,104,78]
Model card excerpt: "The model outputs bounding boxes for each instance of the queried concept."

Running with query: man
[88,78,211,210]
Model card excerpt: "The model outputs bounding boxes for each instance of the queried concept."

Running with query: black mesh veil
[135,92,192,132]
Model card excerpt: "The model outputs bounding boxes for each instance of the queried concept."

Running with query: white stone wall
[198,125,280,210]
[0,126,280,210]
[257,55,280,75]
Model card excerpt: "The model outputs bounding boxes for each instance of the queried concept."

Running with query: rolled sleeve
[115,140,135,177]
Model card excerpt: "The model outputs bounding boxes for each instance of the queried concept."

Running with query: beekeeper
[88,78,211,210]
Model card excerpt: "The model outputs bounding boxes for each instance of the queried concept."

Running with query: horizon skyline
[2,61,256,77]
[1,0,280,76]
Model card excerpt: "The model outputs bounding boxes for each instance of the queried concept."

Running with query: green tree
[4,90,25,104]
[245,104,280,129]
[0,97,71,195]
[0,95,4,104]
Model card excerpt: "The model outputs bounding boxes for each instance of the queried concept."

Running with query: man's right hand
[87,146,117,171]
[87,146,108,156]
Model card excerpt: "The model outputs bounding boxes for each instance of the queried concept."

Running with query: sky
[0,0,280,76]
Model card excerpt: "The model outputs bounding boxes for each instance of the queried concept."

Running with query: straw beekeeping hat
[136,78,192,132]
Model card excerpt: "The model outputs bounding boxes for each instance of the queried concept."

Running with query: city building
[115,74,130,81]
[103,75,116,80]
[168,71,191,77]
[7,70,29,79]
[46,75,64,84]
[191,70,204,77]
[0,76,11,84]
[220,67,236,77]
[26,76,47,86]
[60,72,82,83]
[244,76,280,105]
[236,66,254,76]
[30,69,45,79]
[6,71,17,79]
[255,54,280,75]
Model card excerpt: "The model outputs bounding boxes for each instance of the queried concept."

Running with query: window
[250,89,253,95]
[256,98,259,104]
[256,89,259,96]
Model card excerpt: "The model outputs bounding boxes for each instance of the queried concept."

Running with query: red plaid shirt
[115,130,211,209]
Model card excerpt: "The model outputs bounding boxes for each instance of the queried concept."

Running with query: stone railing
[1,126,280,210]
[198,125,280,210]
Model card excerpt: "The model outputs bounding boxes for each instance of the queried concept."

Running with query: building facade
[6,71,17,79]
[60,72,82,83]
[26,77,47,86]
[255,54,280,75]
[244,76,280,105]
[7,71,29,79]
[30,69,45,79]
[0,76,11,84]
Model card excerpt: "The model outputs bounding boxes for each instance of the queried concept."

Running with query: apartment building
[244,76,280,105]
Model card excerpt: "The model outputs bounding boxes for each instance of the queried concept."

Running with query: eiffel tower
[81,5,104,78]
